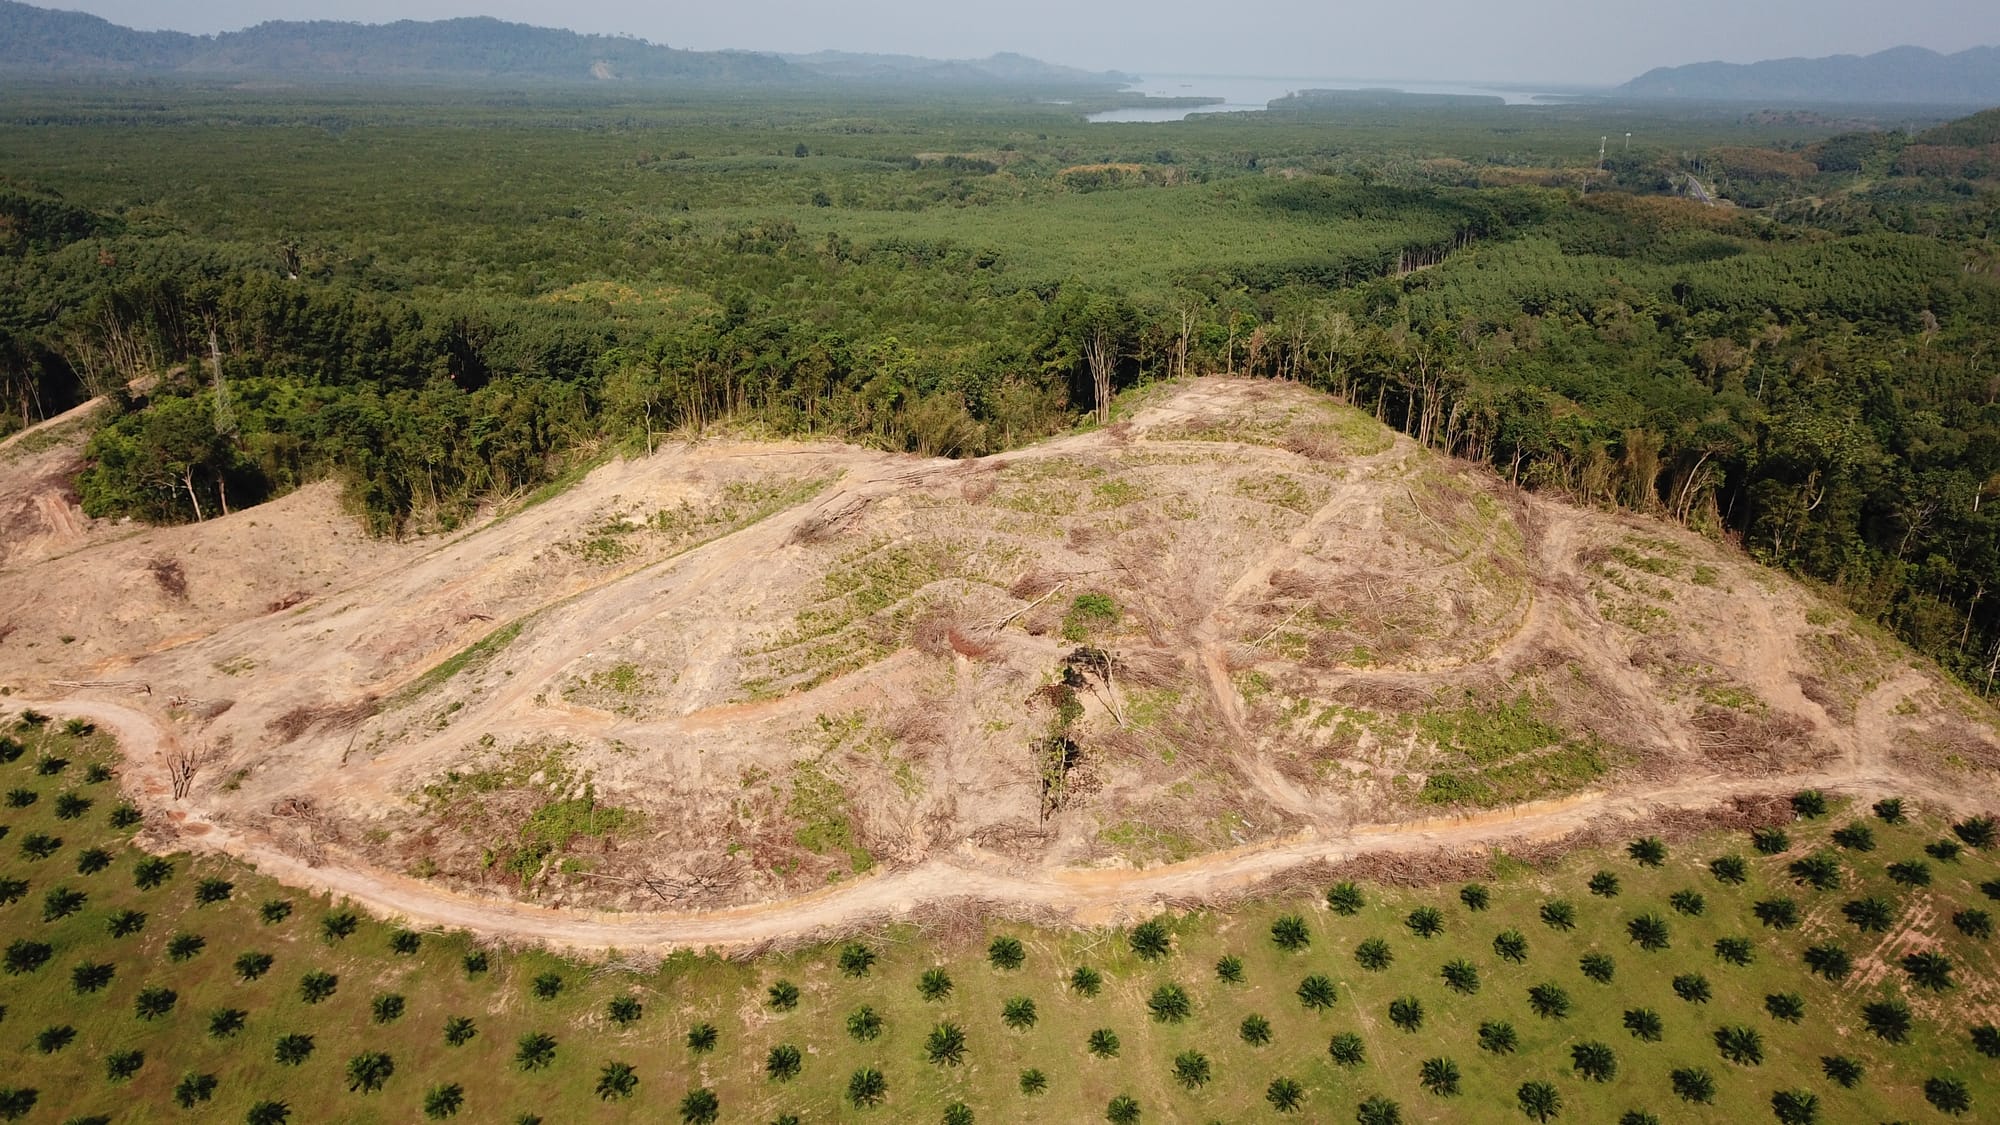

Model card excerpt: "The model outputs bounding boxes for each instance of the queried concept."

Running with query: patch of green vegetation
[1416,693,1565,766]
[394,617,528,705]
[786,761,872,875]
[1090,478,1145,509]
[1413,694,1612,807]
[1060,592,1121,642]
[1234,471,1320,514]
[1099,819,1205,865]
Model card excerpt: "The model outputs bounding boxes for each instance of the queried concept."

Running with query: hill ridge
[1621,44,2000,104]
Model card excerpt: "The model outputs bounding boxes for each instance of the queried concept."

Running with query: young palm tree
[1713,937,1753,966]
[371,994,405,1024]
[1239,1013,1273,1045]
[828,939,874,978]
[192,877,233,905]
[1355,938,1394,971]
[298,971,337,1004]
[1760,892,1808,928]
[172,1072,217,1109]
[924,1021,967,1066]
[1128,919,1171,960]
[1019,1068,1048,1095]
[1087,1028,1120,1058]
[320,910,359,942]
[765,1044,802,1082]
[1791,789,1828,818]
[1418,1056,1460,1096]
[1149,983,1193,1022]
[1670,1066,1716,1103]
[207,1007,248,1039]
[1326,881,1364,915]
[1589,871,1621,898]
[1714,1025,1764,1065]
[1751,827,1789,855]
[1355,1095,1401,1125]
[20,833,61,860]
[423,1082,465,1118]
[1627,913,1670,951]
[0,879,26,906]
[1215,954,1244,983]
[1887,860,1932,887]
[1271,914,1311,951]
[75,848,111,875]
[1708,855,1748,884]
[1388,995,1424,1032]
[1460,883,1490,911]
[1493,929,1529,963]
[273,1034,315,1066]
[1442,959,1480,994]
[1328,1032,1367,1066]
[461,951,488,976]
[1070,966,1104,995]
[918,967,953,1001]
[1579,953,1615,983]
[1622,1007,1664,1041]
[235,952,276,982]
[259,900,292,925]
[1928,837,1962,860]
[1405,907,1444,938]
[1539,900,1576,930]
[1788,853,1842,890]
[3,940,52,974]
[443,1016,477,1047]
[1571,1041,1617,1082]
[164,932,204,961]
[514,1031,557,1071]
[388,930,421,955]
[105,1050,144,1082]
[1925,1075,1972,1115]
[1863,999,1912,1043]
[70,961,114,994]
[607,996,642,1024]
[1953,909,1994,939]
[1170,1049,1210,1090]
[1669,890,1705,916]
[133,986,177,1020]
[1971,1024,2000,1058]
[1770,1089,1819,1125]
[245,1102,290,1125]
[1903,950,1955,991]
[679,1087,721,1124]
[33,1025,75,1053]
[1765,992,1806,1022]
[1001,996,1037,1030]
[1478,1020,1518,1053]
[1266,1077,1304,1113]
[1106,1094,1141,1125]
[1296,975,1337,1012]
[533,972,566,1001]
[942,1102,973,1125]
[765,980,799,1010]
[846,1068,886,1109]
[1843,896,1895,932]
[1820,1055,1863,1088]
[40,887,85,922]
[1832,823,1875,851]
[1873,797,1906,823]
[987,936,1025,970]
[845,1004,883,1041]
[1527,983,1571,1019]
[1953,815,1997,849]
[1620,1112,1660,1125]
[1517,1080,1562,1122]
[1628,836,1667,866]
[344,1051,393,1094]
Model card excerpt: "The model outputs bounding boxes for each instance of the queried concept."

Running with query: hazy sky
[50,0,2000,85]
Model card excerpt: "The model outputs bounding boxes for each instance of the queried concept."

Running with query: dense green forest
[2,83,1998,691]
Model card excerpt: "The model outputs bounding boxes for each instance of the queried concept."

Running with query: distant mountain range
[0,2,1126,88]
[1621,45,2000,104]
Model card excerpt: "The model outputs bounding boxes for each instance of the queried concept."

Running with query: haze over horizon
[34,0,2000,86]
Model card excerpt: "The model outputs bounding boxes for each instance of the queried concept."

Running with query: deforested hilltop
[4,378,1993,927]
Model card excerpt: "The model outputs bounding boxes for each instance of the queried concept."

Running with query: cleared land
[0,378,1996,945]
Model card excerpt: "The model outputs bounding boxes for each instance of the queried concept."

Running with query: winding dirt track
[23,697,1982,953]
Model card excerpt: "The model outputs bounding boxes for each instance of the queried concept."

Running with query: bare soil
[4,377,1995,949]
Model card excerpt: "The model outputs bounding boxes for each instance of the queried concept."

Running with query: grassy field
[0,712,1995,1123]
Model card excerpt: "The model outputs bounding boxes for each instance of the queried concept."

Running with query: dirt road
[23,696,1983,954]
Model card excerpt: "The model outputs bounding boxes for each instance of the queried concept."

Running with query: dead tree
[1086,327,1116,426]
[165,740,203,800]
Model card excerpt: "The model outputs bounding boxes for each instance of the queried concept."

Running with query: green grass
[391,617,527,705]
[1,716,1995,1121]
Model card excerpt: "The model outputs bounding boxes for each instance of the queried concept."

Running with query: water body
[1087,73,1571,123]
